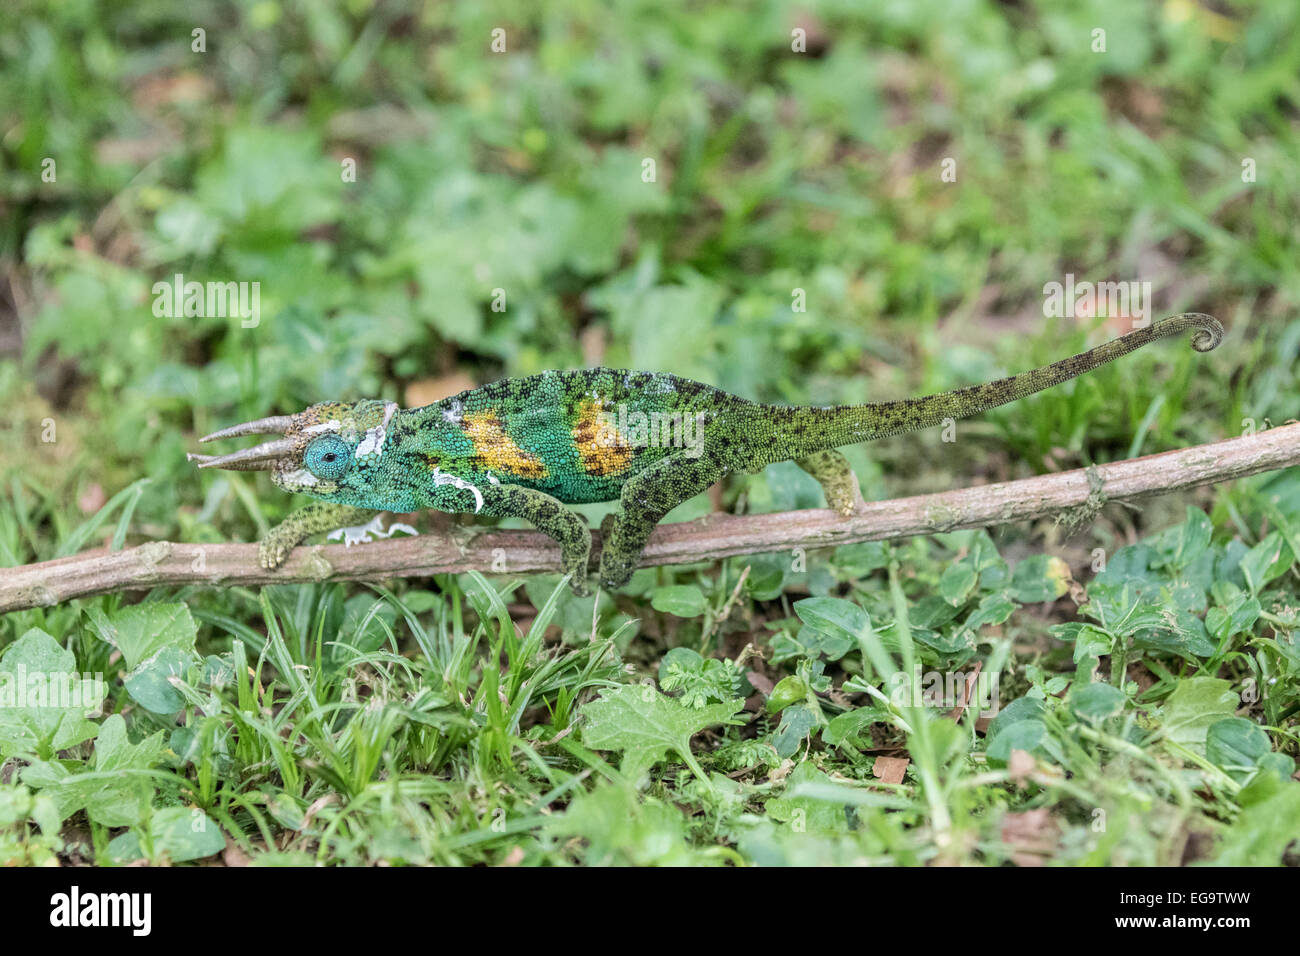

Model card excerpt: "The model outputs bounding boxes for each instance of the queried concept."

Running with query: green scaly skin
[199,313,1222,595]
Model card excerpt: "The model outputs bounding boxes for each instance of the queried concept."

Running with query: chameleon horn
[188,437,296,470]
[185,455,276,473]
[199,416,294,443]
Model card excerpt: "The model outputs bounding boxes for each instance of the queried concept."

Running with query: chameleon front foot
[257,503,374,570]
[258,531,296,570]
[478,484,593,595]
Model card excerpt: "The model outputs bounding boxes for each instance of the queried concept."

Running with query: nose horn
[187,436,296,471]
[199,415,294,443]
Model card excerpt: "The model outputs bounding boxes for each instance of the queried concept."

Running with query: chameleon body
[190,313,1222,594]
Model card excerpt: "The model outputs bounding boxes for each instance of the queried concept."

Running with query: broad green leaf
[1205,718,1273,783]
[1212,783,1300,865]
[1160,677,1238,756]
[908,595,963,630]
[1171,507,1213,569]
[22,715,164,827]
[986,718,1047,765]
[89,603,197,671]
[1254,752,1297,785]
[0,629,103,761]
[580,685,744,782]
[963,592,1018,632]
[549,784,704,866]
[795,596,898,680]
[766,676,809,713]
[1069,682,1127,722]
[824,706,889,749]
[985,696,1065,766]
[771,624,852,663]
[650,585,707,618]
[771,702,819,758]
[831,540,889,577]
[123,646,192,714]
[1054,622,1113,683]
[765,762,856,835]
[794,596,870,639]
[939,563,977,606]
[1239,531,1293,595]
[741,557,786,600]
[1205,592,1261,645]
[986,696,1047,740]
[108,806,226,864]
[1010,555,1071,603]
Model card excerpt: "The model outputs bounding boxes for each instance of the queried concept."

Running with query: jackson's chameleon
[189,312,1222,594]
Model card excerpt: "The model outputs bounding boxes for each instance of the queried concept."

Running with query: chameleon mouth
[187,417,295,471]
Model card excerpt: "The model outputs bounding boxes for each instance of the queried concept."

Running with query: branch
[3,423,1298,613]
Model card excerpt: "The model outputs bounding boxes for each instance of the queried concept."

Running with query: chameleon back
[398,367,753,505]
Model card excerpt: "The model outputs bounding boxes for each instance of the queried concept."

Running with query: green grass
[1,0,1299,866]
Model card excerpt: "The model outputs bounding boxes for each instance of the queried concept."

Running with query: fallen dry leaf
[872,755,910,785]
[767,759,796,784]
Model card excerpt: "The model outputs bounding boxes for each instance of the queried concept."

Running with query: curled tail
[760,313,1223,460]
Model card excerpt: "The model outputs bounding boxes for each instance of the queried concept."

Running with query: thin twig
[2,423,1298,613]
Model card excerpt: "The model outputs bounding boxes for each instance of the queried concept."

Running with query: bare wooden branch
[3,423,1297,613]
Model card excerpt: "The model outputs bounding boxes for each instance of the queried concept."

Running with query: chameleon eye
[304,434,351,479]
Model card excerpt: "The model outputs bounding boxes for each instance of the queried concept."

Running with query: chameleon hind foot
[796,449,862,517]
[598,451,723,590]
[597,512,642,591]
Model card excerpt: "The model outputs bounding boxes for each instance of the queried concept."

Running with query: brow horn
[187,437,296,470]
[199,416,293,443]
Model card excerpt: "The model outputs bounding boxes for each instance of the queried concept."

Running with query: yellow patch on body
[463,411,549,478]
[572,398,634,476]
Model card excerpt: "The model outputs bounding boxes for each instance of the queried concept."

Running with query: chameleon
[189,312,1222,595]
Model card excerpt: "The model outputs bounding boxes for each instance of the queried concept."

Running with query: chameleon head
[187,400,408,506]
